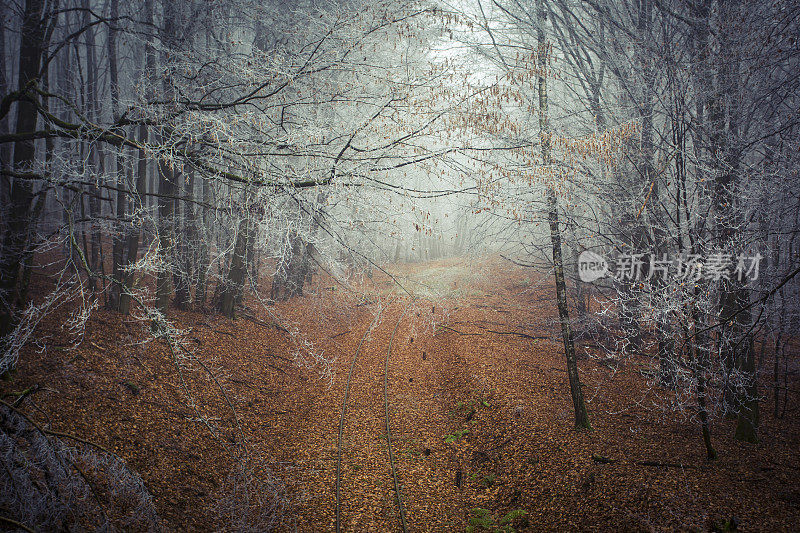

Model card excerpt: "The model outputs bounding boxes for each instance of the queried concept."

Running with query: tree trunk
[108,0,126,310]
[182,166,201,308]
[0,8,11,243]
[548,192,591,430]
[219,216,250,318]
[119,124,149,315]
[271,229,310,301]
[82,0,104,296]
[691,300,717,460]
[15,61,55,309]
[196,172,211,308]
[0,0,46,337]
[537,0,590,430]
[155,0,180,315]
[156,161,176,314]
[119,0,154,314]
[173,171,191,310]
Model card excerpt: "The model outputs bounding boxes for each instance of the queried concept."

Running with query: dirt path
[6,257,799,531]
[278,299,476,531]
[274,259,800,532]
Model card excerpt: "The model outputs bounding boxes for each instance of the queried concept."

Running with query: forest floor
[3,255,800,532]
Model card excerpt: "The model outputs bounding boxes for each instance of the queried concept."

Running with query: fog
[1,0,799,530]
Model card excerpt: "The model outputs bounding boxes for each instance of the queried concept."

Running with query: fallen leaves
[2,256,799,531]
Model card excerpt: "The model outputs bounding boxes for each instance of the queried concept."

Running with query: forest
[0,0,798,530]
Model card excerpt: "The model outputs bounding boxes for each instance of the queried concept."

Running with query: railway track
[335,301,411,533]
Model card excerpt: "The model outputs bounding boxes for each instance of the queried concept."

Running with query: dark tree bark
[15,57,54,309]
[270,229,311,301]
[119,0,155,315]
[0,0,47,337]
[219,216,250,318]
[173,170,191,310]
[156,161,176,314]
[691,299,717,460]
[81,0,104,297]
[119,125,149,316]
[155,0,180,315]
[196,172,211,308]
[0,6,11,241]
[182,166,201,308]
[537,0,590,430]
[108,0,127,310]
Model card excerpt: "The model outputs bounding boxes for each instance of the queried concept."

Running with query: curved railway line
[334,301,412,533]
